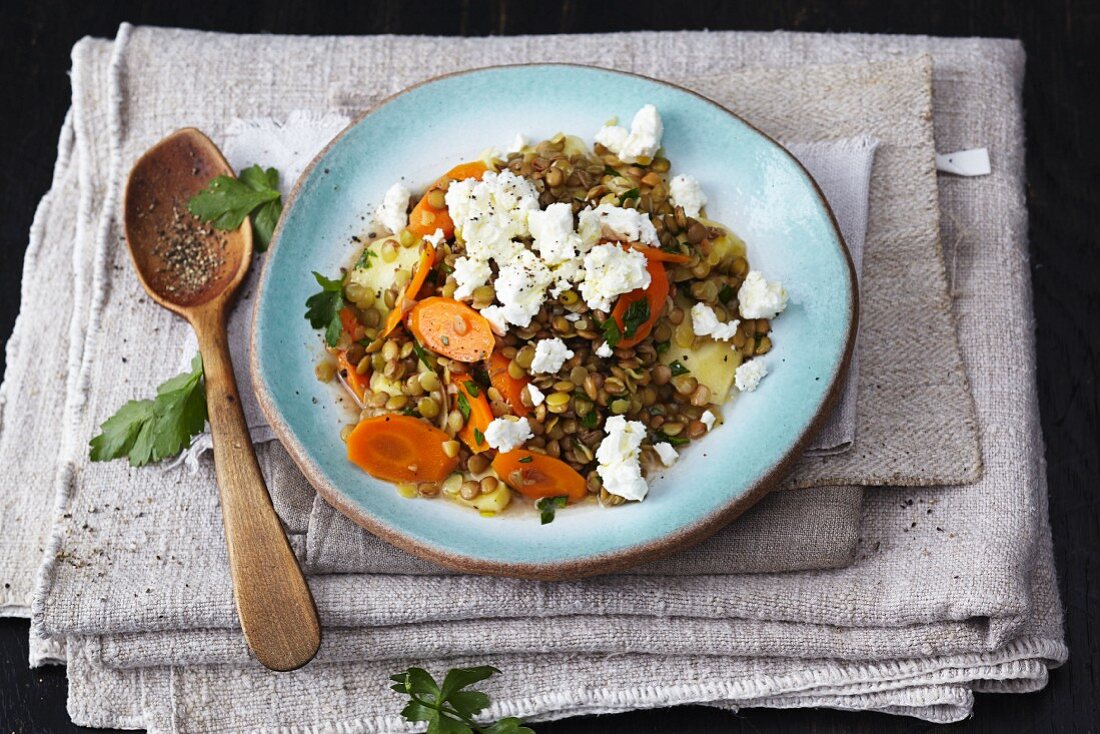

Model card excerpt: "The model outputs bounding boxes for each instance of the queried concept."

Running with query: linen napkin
[0,24,1063,731]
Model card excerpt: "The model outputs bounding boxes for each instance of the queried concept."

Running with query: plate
[251,64,856,580]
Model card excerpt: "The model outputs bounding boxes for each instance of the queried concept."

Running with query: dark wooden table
[2,1,1097,732]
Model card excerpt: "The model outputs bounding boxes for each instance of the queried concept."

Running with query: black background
[2,1,1097,732]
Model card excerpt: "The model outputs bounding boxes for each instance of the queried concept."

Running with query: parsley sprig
[620,299,650,339]
[89,354,207,466]
[187,164,282,251]
[305,271,345,347]
[390,665,534,734]
[535,496,568,525]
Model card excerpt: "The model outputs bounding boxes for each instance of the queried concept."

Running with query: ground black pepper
[153,200,227,297]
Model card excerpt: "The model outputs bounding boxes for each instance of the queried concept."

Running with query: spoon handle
[192,307,321,671]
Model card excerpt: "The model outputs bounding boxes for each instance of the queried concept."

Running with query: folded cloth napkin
[0,25,1063,731]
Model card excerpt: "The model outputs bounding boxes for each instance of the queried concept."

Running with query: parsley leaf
[603,164,621,177]
[464,380,481,398]
[621,299,650,338]
[600,316,621,348]
[536,495,569,525]
[518,455,533,463]
[619,187,640,202]
[718,283,735,304]
[188,164,282,251]
[89,354,207,466]
[654,431,690,447]
[304,271,346,347]
[391,665,533,734]
[410,339,436,370]
[456,393,472,421]
[581,411,599,429]
[669,360,690,377]
[474,427,485,446]
[354,247,378,270]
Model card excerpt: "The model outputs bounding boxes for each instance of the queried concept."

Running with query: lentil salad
[307,105,788,520]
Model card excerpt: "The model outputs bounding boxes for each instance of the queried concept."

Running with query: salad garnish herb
[390,665,534,734]
[188,164,282,250]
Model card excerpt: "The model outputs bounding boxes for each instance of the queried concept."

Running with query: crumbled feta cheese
[529,202,582,265]
[478,305,509,336]
[594,104,664,164]
[530,337,575,374]
[691,302,739,341]
[424,228,446,247]
[526,383,546,407]
[735,359,768,392]
[578,204,659,248]
[452,256,493,300]
[670,174,707,218]
[444,170,539,264]
[564,312,581,322]
[493,250,554,327]
[484,417,533,452]
[596,416,649,501]
[653,442,679,467]
[374,182,411,234]
[701,410,717,430]
[507,132,530,153]
[595,341,613,358]
[738,271,789,320]
[548,258,582,298]
[578,243,651,311]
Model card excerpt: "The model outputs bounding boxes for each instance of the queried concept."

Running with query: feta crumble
[507,132,530,153]
[595,342,613,358]
[444,170,539,264]
[738,271,789,320]
[735,359,768,392]
[424,228,446,247]
[595,104,664,164]
[484,417,533,453]
[478,305,509,336]
[529,202,582,265]
[493,250,554,327]
[701,410,717,431]
[670,174,707,218]
[578,243,651,311]
[526,383,546,407]
[530,337,575,374]
[578,203,659,248]
[596,416,649,501]
[374,182,411,235]
[653,442,679,467]
[451,256,493,300]
[691,302,739,341]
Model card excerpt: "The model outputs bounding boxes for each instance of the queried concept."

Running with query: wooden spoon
[123,128,321,671]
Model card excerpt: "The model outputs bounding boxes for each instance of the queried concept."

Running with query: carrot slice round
[453,376,494,453]
[346,415,459,483]
[492,450,587,502]
[486,351,530,417]
[408,297,495,363]
[610,255,669,349]
[407,161,489,237]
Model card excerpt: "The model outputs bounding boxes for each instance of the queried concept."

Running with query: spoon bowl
[123,128,321,672]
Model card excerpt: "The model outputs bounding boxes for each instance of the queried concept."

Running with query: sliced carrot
[492,450,587,502]
[627,242,693,264]
[453,375,494,453]
[611,255,669,349]
[486,351,530,417]
[380,242,437,338]
[408,297,495,363]
[339,306,360,336]
[346,414,460,483]
[336,349,369,403]
[407,160,489,237]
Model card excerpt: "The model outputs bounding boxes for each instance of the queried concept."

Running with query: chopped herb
[621,299,650,338]
[187,164,282,251]
[410,339,434,369]
[669,360,690,377]
[518,456,533,463]
[354,248,378,270]
[89,354,207,466]
[464,380,480,397]
[600,316,622,348]
[655,340,671,354]
[718,283,735,304]
[390,665,534,734]
[358,337,373,348]
[304,271,345,347]
[456,393,472,421]
[401,405,419,416]
[474,427,485,446]
[536,495,569,525]
[439,263,454,274]
[603,164,621,177]
[655,432,690,447]
[581,411,599,428]
[620,187,640,201]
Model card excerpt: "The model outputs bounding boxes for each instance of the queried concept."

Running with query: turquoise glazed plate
[251,65,856,580]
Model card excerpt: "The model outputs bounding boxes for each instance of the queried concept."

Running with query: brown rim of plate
[249,63,859,581]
